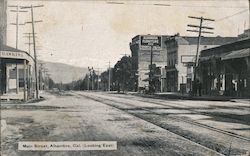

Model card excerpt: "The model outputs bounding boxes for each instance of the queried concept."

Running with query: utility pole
[108,61,111,91]
[91,67,94,90]
[96,68,101,91]
[88,67,91,90]
[9,5,27,94]
[23,33,36,54]
[97,69,100,91]
[21,5,43,99]
[187,16,214,96]
[149,44,154,93]
[87,74,90,91]
[39,63,45,90]
[9,5,27,49]
[46,73,51,89]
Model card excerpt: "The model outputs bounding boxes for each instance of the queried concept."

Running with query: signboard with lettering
[0,51,33,62]
[140,35,162,50]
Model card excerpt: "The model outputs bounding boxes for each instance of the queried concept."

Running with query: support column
[6,65,9,93]
[246,57,250,97]
[27,65,29,98]
[216,61,221,92]
[16,63,19,94]
[24,60,27,101]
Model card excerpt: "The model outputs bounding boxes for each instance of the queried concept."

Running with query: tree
[48,78,55,89]
[113,56,136,93]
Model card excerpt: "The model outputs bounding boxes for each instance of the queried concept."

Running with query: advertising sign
[140,35,162,50]
[0,51,33,62]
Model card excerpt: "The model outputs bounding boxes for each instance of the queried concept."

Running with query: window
[19,69,24,88]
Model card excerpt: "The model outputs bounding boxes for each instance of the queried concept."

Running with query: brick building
[130,35,169,92]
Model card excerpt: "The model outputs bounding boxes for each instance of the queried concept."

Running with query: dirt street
[1,91,249,156]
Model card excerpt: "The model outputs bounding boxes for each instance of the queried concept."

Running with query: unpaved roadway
[1,91,249,156]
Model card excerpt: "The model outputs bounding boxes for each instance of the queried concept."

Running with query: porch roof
[221,48,250,60]
[0,45,34,62]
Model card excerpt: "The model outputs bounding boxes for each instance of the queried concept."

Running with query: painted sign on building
[0,51,32,62]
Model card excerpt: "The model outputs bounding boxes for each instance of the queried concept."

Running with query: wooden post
[6,65,9,93]
[16,63,19,94]
[24,60,27,101]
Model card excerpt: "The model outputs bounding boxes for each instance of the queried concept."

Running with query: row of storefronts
[199,38,250,97]
[130,30,250,98]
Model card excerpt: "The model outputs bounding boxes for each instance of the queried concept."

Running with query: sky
[7,0,250,71]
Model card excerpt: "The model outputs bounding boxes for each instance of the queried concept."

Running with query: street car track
[73,92,250,155]
[99,92,250,141]
[76,92,250,142]
[107,93,250,128]
[72,92,225,155]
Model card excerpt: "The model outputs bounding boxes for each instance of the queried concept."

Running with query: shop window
[19,69,24,88]
[9,67,17,79]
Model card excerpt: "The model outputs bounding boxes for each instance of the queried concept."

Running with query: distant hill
[40,61,88,84]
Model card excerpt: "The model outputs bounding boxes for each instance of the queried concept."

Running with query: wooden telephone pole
[187,16,214,96]
[21,5,43,99]
[8,5,27,49]
[23,32,37,54]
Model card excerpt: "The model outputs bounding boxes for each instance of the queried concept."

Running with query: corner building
[130,35,169,92]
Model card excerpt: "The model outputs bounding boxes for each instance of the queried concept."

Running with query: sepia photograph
[0,0,250,155]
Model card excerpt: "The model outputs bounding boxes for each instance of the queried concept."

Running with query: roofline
[201,37,250,53]
[0,45,35,62]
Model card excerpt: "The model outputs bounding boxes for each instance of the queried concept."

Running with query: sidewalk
[126,92,250,102]
[0,91,47,104]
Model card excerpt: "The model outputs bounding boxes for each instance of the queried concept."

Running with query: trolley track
[73,92,250,155]
[108,93,250,126]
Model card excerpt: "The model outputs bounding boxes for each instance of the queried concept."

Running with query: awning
[221,48,250,60]
[0,45,34,62]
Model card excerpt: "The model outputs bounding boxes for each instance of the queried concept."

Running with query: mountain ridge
[40,61,88,84]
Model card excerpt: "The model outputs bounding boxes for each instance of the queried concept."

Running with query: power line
[9,0,248,9]
[205,9,249,25]
[154,3,248,9]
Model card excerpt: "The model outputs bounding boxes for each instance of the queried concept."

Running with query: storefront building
[199,38,250,97]
[130,35,169,92]
[164,34,237,93]
[0,45,35,101]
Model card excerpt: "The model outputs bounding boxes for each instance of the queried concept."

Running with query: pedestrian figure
[198,80,202,96]
[192,80,197,96]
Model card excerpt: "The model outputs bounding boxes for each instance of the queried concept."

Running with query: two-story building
[164,34,237,93]
[130,35,169,92]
